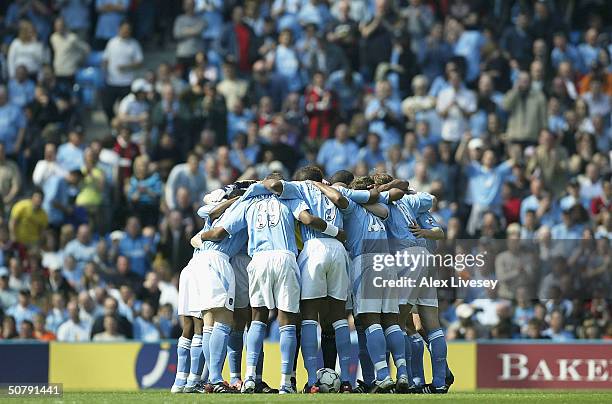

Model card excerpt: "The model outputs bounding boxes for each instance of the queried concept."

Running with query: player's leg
[228,306,249,387]
[300,297,323,391]
[319,310,338,370]
[171,315,193,393]
[398,303,415,390]
[207,307,235,392]
[326,297,352,389]
[359,312,394,392]
[354,315,375,389]
[322,243,352,389]
[278,309,299,393]
[229,254,251,388]
[242,306,269,393]
[418,305,448,393]
[416,314,455,388]
[381,312,408,391]
[407,311,426,388]
[185,316,204,391]
[274,253,301,393]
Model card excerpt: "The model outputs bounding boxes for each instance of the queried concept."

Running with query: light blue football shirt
[217,194,308,256]
[337,187,388,259]
[416,211,441,253]
[382,192,433,250]
[196,205,248,257]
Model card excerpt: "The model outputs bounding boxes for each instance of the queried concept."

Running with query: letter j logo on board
[136,342,176,388]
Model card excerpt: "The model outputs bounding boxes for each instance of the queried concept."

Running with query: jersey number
[254,199,281,229]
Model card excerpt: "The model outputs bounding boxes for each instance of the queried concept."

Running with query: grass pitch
[11,390,612,403]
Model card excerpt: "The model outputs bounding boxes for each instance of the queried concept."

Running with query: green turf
[8,390,612,404]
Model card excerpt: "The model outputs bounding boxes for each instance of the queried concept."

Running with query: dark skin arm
[377,179,409,192]
[199,227,229,242]
[387,188,405,202]
[312,181,349,209]
[262,178,284,195]
[409,224,445,239]
[208,196,240,221]
[298,210,346,243]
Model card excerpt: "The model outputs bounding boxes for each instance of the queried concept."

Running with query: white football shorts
[247,250,301,313]
[230,253,251,309]
[298,238,350,301]
[189,250,236,312]
[177,258,202,318]
[399,246,438,308]
[351,253,399,316]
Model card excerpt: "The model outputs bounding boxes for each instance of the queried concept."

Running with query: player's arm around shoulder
[297,208,346,243]
[312,180,349,209]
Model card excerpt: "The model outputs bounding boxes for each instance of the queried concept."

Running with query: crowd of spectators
[0,0,610,343]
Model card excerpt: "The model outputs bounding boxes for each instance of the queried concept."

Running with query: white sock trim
[374,360,388,371]
[203,326,214,334]
[366,323,383,334]
[246,365,256,378]
[176,372,188,379]
[332,319,349,330]
[395,358,406,368]
[301,319,318,327]
[384,324,402,337]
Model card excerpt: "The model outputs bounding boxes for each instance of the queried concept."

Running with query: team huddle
[170,166,453,394]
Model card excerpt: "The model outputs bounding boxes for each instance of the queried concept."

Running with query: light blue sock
[333,319,352,383]
[279,324,297,388]
[185,334,202,387]
[300,320,319,386]
[228,329,244,384]
[208,322,232,384]
[245,321,267,380]
[411,334,425,386]
[365,324,390,381]
[173,336,190,387]
[403,332,413,382]
[357,327,375,384]
[428,328,448,388]
[384,325,407,378]
[255,348,264,382]
[201,326,213,383]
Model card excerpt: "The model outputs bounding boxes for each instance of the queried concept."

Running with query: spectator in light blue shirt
[356,132,385,170]
[43,171,82,227]
[317,123,359,176]
[59,0,93,38]
[0,85,26,155]
[578,28,600,72]
[229,133,257,172]
[133,302,161,342]
[95,0,130,43]
[364,80,402,150]
[8,65,35,108]
[542,310,575,341]
[63,224,96,272]
[451,20,483,83]
[7,290,41,328]
[551,32,584,73]
[118,216,155,277]
[227,100,254,143]
[56,130,85,172]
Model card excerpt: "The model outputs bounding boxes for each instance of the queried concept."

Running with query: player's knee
[418,306,441,331]
[251,307,269,323]
[299,300,319,321]
[381,313,399,329]
[212,307,234,325]
[181,316,194,338]
[193,317,204,334]
[277,310,299,327]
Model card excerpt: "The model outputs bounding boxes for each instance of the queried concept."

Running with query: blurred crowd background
[0,0,610,344]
